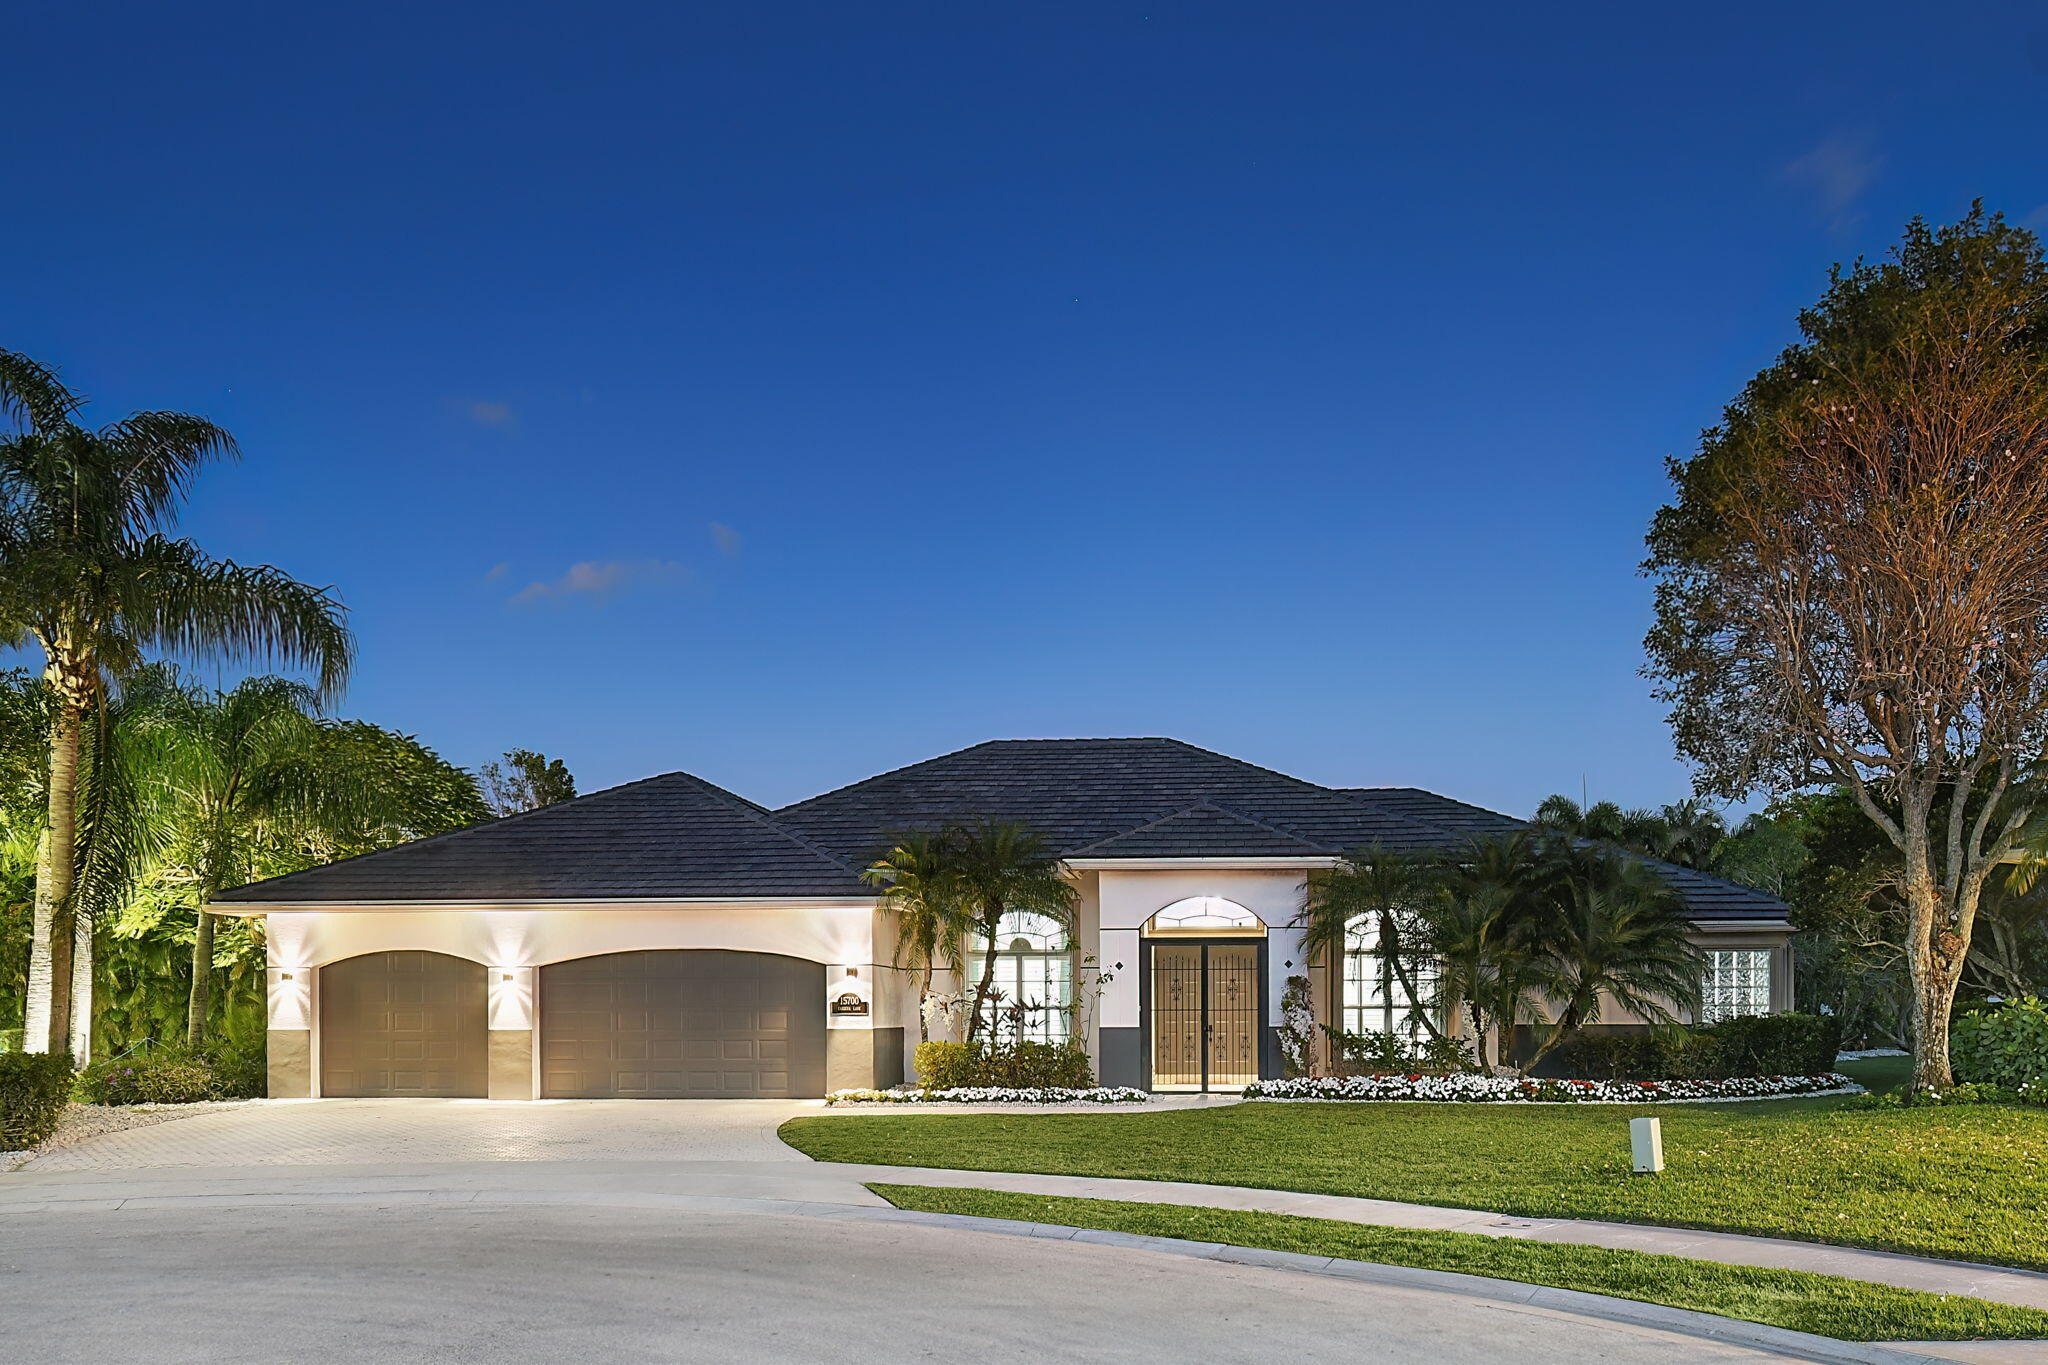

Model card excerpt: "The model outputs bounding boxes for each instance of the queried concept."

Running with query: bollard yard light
[1630,1116,1665,1174]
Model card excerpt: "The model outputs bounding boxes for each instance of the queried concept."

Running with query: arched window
[1342,915,1438,1041]
[967,911,1075,1043]
[1144,896,1264,936]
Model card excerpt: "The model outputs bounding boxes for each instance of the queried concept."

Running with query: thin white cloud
[711,522,742,557]
[1782,135,1881,225]
[484,562,510,583]
[2024,204,2048,234]
[510,558,688,606]
[468,400,516,429]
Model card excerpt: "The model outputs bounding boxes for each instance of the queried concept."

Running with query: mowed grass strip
[869,1183,2048,1343]
[784,1095,2048,1269]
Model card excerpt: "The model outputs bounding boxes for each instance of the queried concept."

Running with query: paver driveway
[20,1098,820,1172]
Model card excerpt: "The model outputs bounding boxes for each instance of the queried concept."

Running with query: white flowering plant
[826,1085,1151,1105]
[1243,1071,1858,1103]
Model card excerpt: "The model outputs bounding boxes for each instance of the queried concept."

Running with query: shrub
[912,1038,1094,1090]
[1712,1012,1842,1077]
[913,1040,977,1090]
[1325,1026,1475,1076]
[1551,1012,1839,1081]
[77,1053,220,1105]
[203,1041,268,1099]
[1951,998,2048,1091]
[0,1052,76,1149]
[982,1040,1093,1089]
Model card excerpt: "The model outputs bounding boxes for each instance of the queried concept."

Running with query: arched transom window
[1145,896,1265,936]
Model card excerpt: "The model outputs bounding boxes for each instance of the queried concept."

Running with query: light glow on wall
[267,967,313,1030]
[489,966,536,1030]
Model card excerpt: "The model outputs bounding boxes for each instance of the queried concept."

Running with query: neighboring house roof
[215,736,1791,921]
[211,770,869,903]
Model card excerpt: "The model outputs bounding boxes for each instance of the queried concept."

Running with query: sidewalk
[817,1162,2048,1314]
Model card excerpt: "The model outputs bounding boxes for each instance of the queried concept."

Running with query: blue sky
[5,3,2045,814]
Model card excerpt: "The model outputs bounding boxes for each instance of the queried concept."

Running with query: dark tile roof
[772,738,1445,864]
[214,737,1792,921]
[213,771,868,903]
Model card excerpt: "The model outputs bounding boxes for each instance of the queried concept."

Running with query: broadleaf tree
[1644,206,2048,1092]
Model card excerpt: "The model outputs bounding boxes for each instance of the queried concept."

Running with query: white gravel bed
[2,1100,252,1172]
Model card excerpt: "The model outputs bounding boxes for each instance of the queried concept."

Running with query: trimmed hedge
[77,1053,220,1105]
[912,1038,1093,1090]
[1554,1012,1841,1082]
[1,1052,77,1149]
[1952,998,2048,1091]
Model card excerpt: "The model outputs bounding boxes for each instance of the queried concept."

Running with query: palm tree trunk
[68,901,93,1061]
[966,901,1002,1044]
[187,903,217,1049]
[916,960,934,1044]
[25,696,83,1055]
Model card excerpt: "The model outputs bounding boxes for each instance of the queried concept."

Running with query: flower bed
[826,1085,1151,1106]
[1243,1072,1858,1103]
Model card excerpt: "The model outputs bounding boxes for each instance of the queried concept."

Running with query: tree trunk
[916,960,933,1044]
[1905,880,1965,1093]
[966,901,1001,1044]
[187,906,217,1049]
[68,899,93,1061]
[24,697,83,1056]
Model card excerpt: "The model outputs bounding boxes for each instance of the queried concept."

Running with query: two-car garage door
[317,949,827,1099]
[539,950,826,1099]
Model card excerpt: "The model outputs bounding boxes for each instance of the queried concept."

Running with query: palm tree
[892,819,1076,1044]
[0,349,352,1056]
[862,830,972,1043]
[1423,834,1550,1073]
[1297,844,1447,1053]
[1520,843,1702,1070]
[151,676,326,1048]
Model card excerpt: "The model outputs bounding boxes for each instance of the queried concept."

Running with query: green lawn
[1836,1053,1911,1094]
[782,1094,2048,1269]
[869,1183,2048,1343]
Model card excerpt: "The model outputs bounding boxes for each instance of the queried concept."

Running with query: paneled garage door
[539,950,826,1098]
[319,951,488,1098]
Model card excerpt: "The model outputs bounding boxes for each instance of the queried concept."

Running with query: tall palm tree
[0,349,352,1056]
[861,830,972,1043]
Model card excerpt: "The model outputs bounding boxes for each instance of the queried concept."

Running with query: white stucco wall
[1094,869,1309,1029]
[260,902,877,1031]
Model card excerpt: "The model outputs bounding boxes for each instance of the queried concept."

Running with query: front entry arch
[539,950,827,1098]
[319,950,488,1098]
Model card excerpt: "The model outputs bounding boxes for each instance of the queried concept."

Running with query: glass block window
[1342,917,1437,1040]
[1701,949,1772,1023]
[967,911,1075,1043]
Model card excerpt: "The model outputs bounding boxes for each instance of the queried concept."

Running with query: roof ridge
[1067,797,1331,856]
[670,770,867,876]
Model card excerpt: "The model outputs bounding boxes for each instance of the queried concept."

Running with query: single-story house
[212,738,1793,1100]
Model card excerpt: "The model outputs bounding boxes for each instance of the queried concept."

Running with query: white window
[1342,917,1437,1041]
[967,911,1075,1044]
[1701,949,1772,1023]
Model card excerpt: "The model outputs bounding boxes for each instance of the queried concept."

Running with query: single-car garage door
[539,950,826,1098]
[319,950,488,1098]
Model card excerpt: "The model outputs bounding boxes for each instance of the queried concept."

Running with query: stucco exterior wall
[253,901,882,1099]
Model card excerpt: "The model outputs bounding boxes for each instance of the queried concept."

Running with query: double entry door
[1148,940,1262,1091]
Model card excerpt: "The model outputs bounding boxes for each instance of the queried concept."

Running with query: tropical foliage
[1297,835,1703,1074]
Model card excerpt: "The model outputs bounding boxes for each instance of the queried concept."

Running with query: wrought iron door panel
[1206,944,1261,1086]
[1150,944,1205,1089]
[1148,940,1262,1091]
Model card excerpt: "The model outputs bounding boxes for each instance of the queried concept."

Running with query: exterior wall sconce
[280,972,294,981]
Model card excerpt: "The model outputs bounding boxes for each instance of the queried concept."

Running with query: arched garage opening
[539,950,827,1099]
[319,950,488,1098]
